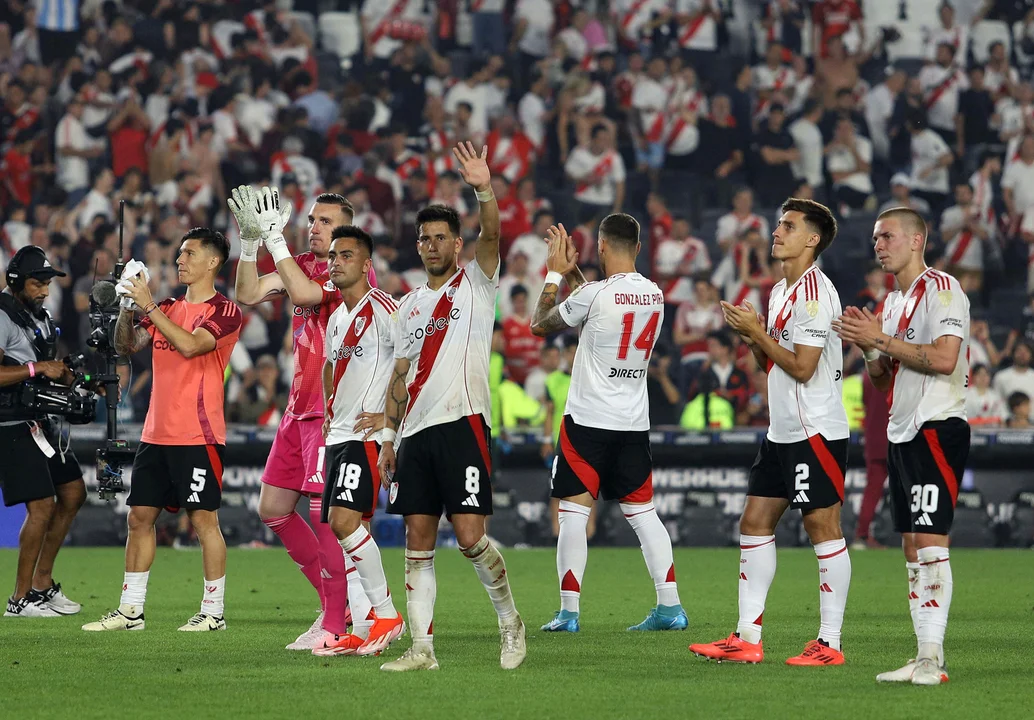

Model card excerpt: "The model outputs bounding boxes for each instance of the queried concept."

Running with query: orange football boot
[689,633,764,663]
[357,612,406,657]
[786,639,845,666]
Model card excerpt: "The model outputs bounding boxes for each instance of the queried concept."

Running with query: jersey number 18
[617,311,660,361]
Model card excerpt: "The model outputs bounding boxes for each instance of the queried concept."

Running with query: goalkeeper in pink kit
[230,185,376,650]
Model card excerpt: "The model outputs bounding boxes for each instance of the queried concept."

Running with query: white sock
[916,546,952,665]
[461,535,518,624]
[405,549,436,648]
[620,501,680,607]
[119,571,149,615]
[736,534,776,644]
[814,539,851,651]
[201,576,225,617]
[345,558,374,639]
[906,561,921,653]
[556,501,590,613]
[340,526,396,619]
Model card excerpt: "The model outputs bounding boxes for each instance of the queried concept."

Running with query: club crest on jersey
[389,482,399,504]
[938,290,952,308]
[323,279,335,292]
[806,300,819,318]
[446,285,457,302]
[354,316,367,335]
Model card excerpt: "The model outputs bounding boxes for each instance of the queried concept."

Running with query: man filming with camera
[82,228,242,633]
[0,246,86,618]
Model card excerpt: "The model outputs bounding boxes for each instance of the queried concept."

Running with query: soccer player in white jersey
[834,208,970,686]
[529,216,688,633]
[690,198,852,666]
[376,142,526,672]
[311,226,405,657]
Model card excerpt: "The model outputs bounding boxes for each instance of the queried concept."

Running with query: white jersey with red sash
[765,265,848,444]
[919,64,966,131]
[325,288,398,445]
[941,204,990,270]
[362,0,423,59]
[391,260,499,438]
[675,0,718,51]
[881,268,970,444]
[565,147,626,206]
[614,0,662,44]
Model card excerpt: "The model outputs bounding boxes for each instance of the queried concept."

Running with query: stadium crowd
[2,0,1034,438]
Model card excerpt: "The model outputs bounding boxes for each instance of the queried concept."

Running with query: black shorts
[387,415,493,517]
[0,421,83,507]
[888,419,970,535]
[321,440,379,522]
[551,416,654,502]
[128,442,224,512]
[748,435,847,510]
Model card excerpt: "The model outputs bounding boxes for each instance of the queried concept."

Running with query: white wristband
[544,271,564,287]
[239,237,260,263]
[381,428,397,444]
[268,235,292,265]
[863,348,881,362]
[475,188,495,203]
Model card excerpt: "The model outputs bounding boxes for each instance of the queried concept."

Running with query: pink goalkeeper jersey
[287,252,342,419]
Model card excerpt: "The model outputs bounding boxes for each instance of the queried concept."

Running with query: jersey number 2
[617,311,660,361]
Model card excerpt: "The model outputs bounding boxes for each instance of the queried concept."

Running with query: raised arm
[453,142,500,278]
[531,225,580,337]
[114,307,152,356]
[229,184,289,306]
[254,186,327,307]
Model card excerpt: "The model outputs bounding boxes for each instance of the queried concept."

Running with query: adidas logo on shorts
[793,490,809,504]
[915,512,934,527]
[187,492,200,504]
[460,494,480,508]
[337,490,353,502]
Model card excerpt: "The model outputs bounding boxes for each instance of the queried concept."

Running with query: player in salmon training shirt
[230,185,375,649]
[690,198,852,666]
[528,216,688,634]
[376,143,526,672]
[315,226,404,657]
[834,208,970,686]
[83,228,242,633]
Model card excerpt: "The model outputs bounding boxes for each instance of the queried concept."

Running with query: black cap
[9,246,67,282]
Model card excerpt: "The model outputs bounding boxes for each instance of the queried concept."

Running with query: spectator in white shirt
[789,99,825,189]
[825,117,874,211]
[498,249,536,320]
[654,215,712,303]
[907,111,953,214]
[75,168,115,230]
[471,0,507,59]
[445,62,492,136]
[508,209,553,278]
[518,69,551,152]
[565,123,626,223]
[557,9,590,62]
[994,342,1034,420]
[941,181,993,293]
[865,67,906,163]
[55,96,97,202]
[513,0,555,62]
[966,363,1005,425]
[925,1,968,67]
[1003,135,1034,242]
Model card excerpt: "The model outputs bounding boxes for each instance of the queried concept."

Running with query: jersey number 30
[617,311,660,361]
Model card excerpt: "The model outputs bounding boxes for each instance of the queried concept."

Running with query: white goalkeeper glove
[256,185,293,265]
[227,185,262,262]
[115,259,151,310]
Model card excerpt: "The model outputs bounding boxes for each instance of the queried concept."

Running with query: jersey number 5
[617,311,660,361]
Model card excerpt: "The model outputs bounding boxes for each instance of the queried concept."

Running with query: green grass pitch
[1,547,1031,720]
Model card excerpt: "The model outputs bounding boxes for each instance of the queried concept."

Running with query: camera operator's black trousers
[0,422,83,506]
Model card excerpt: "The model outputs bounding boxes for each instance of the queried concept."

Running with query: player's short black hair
[330,225,374,257]
[315,192,355,223]
[416,204,461,238]
[598,213,640,251]
[183,227,230,268]
[780,197,838,258]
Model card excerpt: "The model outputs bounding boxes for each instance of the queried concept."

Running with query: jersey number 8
[617,311,660,361]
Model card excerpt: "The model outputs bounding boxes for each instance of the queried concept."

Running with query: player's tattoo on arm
[531,283,570,336]
[878,335,949,375]
[114,309,150,356]
[565,267,588,293]
[385,363,410,432]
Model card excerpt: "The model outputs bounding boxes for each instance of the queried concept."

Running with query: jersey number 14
[617,311,660,361]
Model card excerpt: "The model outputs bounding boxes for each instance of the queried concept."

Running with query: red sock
[309,498,348,634]
[263,511,325,609]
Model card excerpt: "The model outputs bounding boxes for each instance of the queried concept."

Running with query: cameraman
[0,247,86,618]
